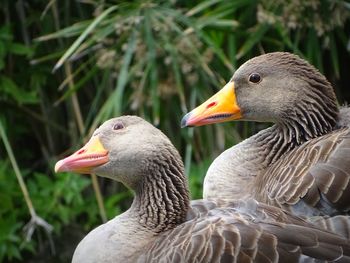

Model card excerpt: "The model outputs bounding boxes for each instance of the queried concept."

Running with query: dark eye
[113,122,124,130]
[249,73,261,83]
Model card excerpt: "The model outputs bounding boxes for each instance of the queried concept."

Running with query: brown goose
[182,52,350,217]
[55,116,350,262]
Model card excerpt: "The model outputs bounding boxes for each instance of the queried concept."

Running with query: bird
[181,52,350,217]
[55,115,350,262]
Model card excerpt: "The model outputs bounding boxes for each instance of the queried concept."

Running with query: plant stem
[51,1,107,223]
[64,62,107,223]
[0,121,36,218]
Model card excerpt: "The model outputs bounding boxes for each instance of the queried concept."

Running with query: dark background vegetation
[0,0,349,262]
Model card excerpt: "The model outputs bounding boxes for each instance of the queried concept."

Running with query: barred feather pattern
[204,52,350,216]
[139,199,350,263]
[256,127,350,216]
[69,116,350,263]
[136,147,190,232]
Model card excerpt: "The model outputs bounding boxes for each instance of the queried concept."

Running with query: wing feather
[259,128,350,215]
[140,199,350,262]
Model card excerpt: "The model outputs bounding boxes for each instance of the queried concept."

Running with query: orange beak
[55,136,109,174]
[181,82,241,127]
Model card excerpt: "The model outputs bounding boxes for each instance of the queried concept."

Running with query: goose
[181,52,350,217]
[55,116,350,262]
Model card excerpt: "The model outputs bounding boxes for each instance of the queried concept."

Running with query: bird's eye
[113,122,124,130]
[248,73,261,83]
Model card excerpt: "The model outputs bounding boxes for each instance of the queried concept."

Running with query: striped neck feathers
[132,147,190,233]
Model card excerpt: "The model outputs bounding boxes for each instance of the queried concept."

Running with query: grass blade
[186,0,222,17]
[236,24,269,59]
[53,5,118,72]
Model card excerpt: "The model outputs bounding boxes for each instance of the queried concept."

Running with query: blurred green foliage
[0,0,349,262]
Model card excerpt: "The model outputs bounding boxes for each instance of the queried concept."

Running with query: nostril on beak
[77,149,86,155]
[206,101,217,109]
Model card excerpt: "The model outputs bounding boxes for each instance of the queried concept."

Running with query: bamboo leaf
[186,0,222,17]
[0,76,38,104]
[114,29,138,116]
[144,10,159,124]
[236,24,269,60]
[275,23,302,56]
[35,20,93,42]
[90,29,138,132]
[53,5,118,72]
[54,66,99,106]
[227,34,237,69]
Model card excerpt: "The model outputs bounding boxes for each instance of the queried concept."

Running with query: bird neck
[204,60,340,200]
[203,105,339,200]
[277,94,338,141]
[250,124,299,166]
[130,148,190,233]
[255,82,339,165]
[241,107,339,170]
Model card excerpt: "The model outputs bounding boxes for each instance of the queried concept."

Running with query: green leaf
[236,24,269,60]
[8,43,33,56]
[0,58,4,71]
[0,76,38,104]
[55,65,99,105]
[0,26,12,41]
[144,10,159,124]
[35,20,93,42]
[0,41,6,59]
[186,0,222,16]
[8,245,22,260]
[53,5,119,71]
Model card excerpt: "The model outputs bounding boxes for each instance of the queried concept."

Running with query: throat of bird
[132,158,189,233]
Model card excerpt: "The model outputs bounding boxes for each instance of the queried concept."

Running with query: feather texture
[141,199,350,262]
[55,116,350,263]
[197,52,350,216]
[258,127,350,215]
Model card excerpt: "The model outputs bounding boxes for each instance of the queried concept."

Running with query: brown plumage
[55,116,350,262]
[182,52,350,217]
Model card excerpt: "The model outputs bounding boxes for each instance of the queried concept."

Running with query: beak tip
[54,160,64,173]
[181,113,191,128]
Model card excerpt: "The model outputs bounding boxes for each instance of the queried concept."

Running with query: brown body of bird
[55,116,350,263]
[182,52,350,217]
